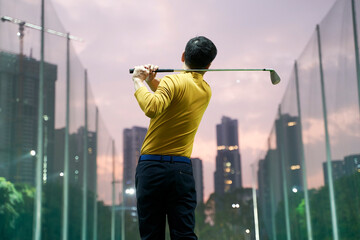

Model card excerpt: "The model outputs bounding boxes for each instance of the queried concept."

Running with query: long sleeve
[138,72,211,158]
[134,77,175,118]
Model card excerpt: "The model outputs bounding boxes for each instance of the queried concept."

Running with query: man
[132,36,217,240]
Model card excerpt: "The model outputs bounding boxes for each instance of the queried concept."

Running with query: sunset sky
[47,0,337,204]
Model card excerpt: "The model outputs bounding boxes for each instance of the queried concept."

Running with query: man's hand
[145,64,160,91]
[144,64,159,83]
[132,65,149,82]
[132,64,160,92]
[132,65,149,91]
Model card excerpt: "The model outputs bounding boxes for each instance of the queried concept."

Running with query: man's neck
[183,63,190,70]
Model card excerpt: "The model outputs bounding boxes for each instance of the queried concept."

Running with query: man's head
[183,36,217,69]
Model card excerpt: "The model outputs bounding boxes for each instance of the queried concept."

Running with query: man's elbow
[144,109,157,118]
[142,98,163,118]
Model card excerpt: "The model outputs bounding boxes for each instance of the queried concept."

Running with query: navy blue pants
[135,160,198,240]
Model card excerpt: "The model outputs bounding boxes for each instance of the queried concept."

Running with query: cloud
[302,105,360,146]
[298,105,360,190]
[302,117,325,145]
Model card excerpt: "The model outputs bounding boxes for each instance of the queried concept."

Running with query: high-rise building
[322,154,360,186]
[123,126,147,206]
[323,160,345,186]
[321,154,360,186]
[0,51,57,185]
[275,114,303,192]
[258,114,305,239]
[76,127,97,193]
[258,158,271,238]
[87,130,97,194]
[214,116,242,197]
[257,149,281,239]
[54,128,82,186]
[191,158,204,204]
[53,127,97,192]
[344,154,360,175]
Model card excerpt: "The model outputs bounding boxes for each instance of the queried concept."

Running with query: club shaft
[129,68,274,74]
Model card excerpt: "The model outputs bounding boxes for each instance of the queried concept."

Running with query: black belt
[139,154,191,164]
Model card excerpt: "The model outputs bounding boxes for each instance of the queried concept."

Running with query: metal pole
[251,164,260,240]
[111,140,116,240]
[33,0,45,239]
[93,107,99,240]
[294,61,313,240]
[266,135,277,240]
[278,106,292,240]
[269,160,277,240]
[82,70,89,240]
[121,183,125,240]
[61,33,71,240]
[316,24,339,240]
[351,0,360,116]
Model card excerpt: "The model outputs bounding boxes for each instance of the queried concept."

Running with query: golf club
[129,68,281,85]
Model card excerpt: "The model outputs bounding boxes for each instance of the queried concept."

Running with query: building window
[290,165,301,170]
[225,180,232,185]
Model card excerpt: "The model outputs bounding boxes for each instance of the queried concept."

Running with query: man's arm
[132,64,160,91]
[146,78,160,92]
[132,65,148,91]
[132,65,173,118]
[144,64,159,91]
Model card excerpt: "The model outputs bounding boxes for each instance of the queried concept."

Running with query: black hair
[184,36,217,69]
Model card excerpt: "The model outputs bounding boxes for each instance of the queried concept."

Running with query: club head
[270,70,281,85]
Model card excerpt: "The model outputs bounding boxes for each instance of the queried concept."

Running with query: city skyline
[1,0,360,239]
[0,50,57,185]
[46,0,338,202]
[323,154,360,186]
[0,0,351,205]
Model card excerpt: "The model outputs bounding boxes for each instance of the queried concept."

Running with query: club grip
[129,68,174,74]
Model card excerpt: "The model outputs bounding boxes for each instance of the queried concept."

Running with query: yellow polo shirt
[134,72,211,158]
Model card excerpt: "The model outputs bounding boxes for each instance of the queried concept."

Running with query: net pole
[294,61,313,240]
[251,164,260,240]
[351,0,360,117]
[111,140,116,240]
[93,107,99,240]
[82,70,89,240]
[33,0,45,239]
[61,33,71,240]
[316,24,339,240]
[278,106,292,240]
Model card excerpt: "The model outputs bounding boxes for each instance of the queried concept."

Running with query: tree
[291,173,360,240]
[196,189,255,240]
[14,182,35,240]
[0,177,24,240]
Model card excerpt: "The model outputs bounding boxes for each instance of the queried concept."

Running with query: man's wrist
[133,77,146,91]
[145,78,151,83]
[133,77,145,83]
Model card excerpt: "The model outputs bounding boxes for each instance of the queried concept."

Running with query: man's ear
[181,52,185,62]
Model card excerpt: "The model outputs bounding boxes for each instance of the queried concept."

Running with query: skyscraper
[321,154,360,186]
[0,51,57,185]
[214,116,242,197]
[344,154,360,175]
[123,126,147,206]
[191,158,204,204]
[323,160,345,186]
[275,114,303,192]
[257,149,281,239]
[53,127,97,192]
